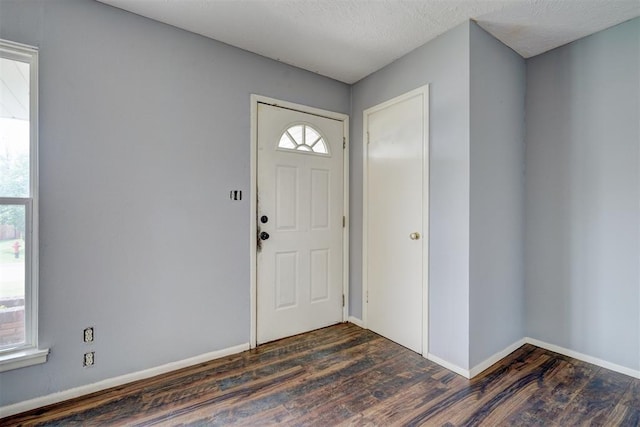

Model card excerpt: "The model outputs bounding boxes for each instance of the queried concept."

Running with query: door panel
[276,166,298,230]
[257,103,344,344]
[310,249,329,301]
[365,88,428,354]
[310,169,330,229]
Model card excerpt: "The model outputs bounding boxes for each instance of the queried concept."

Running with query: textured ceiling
[97,0,640,84]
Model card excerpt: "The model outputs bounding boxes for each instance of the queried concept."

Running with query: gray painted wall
[2,0,638,409]
[469,23,526,367]
[0,0,349,406]
[525,17,640,370]
[350,23,471,369]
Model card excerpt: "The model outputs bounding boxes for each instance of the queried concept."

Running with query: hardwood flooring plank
[344,374,452,426]
[558,368,633,425]
[622,377,640,409]
[606,403,640,427]
[137,335,379,423]
[388,352,554,426]
[500,357,598,426]
[281,354,429,425]
[4,324,640,427]
[136,328,382,424]
[457,357,564,426]
[167,339,397,425]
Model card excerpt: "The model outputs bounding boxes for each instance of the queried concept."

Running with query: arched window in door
[278,124,329,155]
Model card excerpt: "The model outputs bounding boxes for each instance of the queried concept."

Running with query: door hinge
[366,291,369,303]
[343,137,346,149]
[343,216,346,228]
[342,295,345,307]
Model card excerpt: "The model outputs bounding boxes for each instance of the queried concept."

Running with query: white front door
[364,86,429,354]
[257,102,345,344]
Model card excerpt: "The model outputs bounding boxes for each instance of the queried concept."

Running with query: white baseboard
[427,353,471,378]
[429,337,640,381]
[469,338,527,378]
[525,337,640,379]
[348,316,365,328]
[0,343,250,419]
[427,339,525,379]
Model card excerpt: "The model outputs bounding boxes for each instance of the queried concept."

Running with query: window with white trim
[0,39,46,370]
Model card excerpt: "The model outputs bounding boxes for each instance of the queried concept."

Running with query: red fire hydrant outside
[12,241,21,259]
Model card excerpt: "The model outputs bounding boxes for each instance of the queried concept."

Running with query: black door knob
[260,231,270,240]
[261,215,268,224]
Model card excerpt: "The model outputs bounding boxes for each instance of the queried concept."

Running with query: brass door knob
[409,232,421,240]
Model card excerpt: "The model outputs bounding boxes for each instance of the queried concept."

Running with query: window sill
[0,347,49,373]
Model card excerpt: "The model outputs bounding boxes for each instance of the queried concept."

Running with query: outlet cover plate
[83,352,95,367]
[84,327,94,343]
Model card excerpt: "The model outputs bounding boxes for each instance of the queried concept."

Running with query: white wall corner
[427,353,471,379]
[348,316,365,328]
[0,343,250,419]
[468,338,527,378]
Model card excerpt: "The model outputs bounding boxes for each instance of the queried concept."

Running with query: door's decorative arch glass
[278,124,329,155]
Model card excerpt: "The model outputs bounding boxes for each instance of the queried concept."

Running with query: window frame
[0,39,47,371]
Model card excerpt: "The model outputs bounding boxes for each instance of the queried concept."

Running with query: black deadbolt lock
[260,231,270,240]
[260,215,268,224]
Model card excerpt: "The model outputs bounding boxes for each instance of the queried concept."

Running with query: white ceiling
[98,0,640,84]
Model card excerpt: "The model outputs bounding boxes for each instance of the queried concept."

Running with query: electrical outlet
[83,351,95,367]
[83,327,94,343]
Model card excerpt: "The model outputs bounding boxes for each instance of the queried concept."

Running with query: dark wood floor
[3,323,640,426]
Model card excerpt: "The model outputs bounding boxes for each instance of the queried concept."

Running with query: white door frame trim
[362,85,430,356]
[250,94,350,349]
